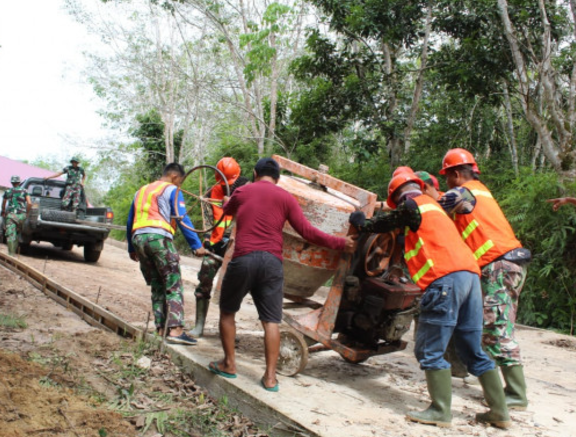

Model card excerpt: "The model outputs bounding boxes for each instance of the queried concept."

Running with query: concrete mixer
[216,155,423,376]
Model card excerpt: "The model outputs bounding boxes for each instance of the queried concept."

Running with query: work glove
[349,211,366,230]
[203,240,213,251]
[230,176,250,195]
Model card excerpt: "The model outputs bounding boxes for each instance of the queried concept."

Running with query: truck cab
[17,177,113,262]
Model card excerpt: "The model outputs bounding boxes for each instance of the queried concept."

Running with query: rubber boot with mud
[501,365,528,411]
[189,298,210,338]
[406,369,452,428]
[476,369,511,429]
[7,241,17,256]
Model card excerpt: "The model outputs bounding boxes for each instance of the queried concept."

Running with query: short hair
[447,164,479,180]
[163,162,185,177]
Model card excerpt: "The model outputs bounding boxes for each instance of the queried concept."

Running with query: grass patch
[0,312,27,329]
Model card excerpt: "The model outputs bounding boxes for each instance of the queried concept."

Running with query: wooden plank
[0,252,140,340]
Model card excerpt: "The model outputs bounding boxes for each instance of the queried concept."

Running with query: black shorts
[219,251,284,323]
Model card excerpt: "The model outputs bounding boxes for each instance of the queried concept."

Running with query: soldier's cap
[254,157,280,180]
[10,175,21,184]
[70,157,80,163]
[415,170,440,190]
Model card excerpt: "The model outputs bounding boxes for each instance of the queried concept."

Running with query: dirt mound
[0,349,135,437]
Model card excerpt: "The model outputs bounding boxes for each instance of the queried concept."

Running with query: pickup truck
[5,177,114,262]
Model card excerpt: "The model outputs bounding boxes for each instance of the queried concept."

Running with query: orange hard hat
[387,172,425,209]
[439,148,480,175]
[215,157,241,185]
[392,166,415,177]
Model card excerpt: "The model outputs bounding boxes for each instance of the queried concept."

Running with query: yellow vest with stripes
[132,181,176,235]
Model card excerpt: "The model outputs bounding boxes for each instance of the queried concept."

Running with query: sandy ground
[3,241,576,437]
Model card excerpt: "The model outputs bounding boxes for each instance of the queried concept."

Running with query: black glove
[203,240,213,251]
[230,176,250,194]
[349,211,366,229]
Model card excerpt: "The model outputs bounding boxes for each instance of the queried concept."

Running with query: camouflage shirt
[437,187,477,216]
[3,187,28,214]
[64,165,85,185]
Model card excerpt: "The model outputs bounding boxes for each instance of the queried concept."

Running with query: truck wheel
[84,244,101,263]
[42,210,77,223]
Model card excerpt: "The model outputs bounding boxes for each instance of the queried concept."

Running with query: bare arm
[25,195,32,215]
[44,171,65,180]
[1,198,6,217]
[547,197,576,211]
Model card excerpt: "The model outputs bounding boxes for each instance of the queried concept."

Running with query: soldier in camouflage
[44,157,86,212]
[127,163,207,346]
[2,176,31,256]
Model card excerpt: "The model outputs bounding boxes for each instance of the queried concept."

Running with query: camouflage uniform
[132,233,185,330]
[3,187,28,246]
[194,240,228,299]
[62,165,85,212]
[481,259,527,366]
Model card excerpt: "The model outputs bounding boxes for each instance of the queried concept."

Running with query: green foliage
[0,313,27,329]
[494,169,576,333]
[130,109,183,175]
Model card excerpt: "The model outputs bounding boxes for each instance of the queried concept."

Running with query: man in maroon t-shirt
[208,157,357,391]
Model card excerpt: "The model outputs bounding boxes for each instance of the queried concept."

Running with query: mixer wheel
[277,329,309,376]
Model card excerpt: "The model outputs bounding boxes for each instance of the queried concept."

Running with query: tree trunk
[502,83,519,174]
[497,0,561,169]
[403,7,431,155]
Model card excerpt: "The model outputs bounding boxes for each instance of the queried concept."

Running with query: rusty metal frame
[273,156,392,364]
[215,155,395,365]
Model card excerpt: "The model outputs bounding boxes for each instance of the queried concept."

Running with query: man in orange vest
[438,148,531,411]
[190,157,248,337]
[349,171,510,429]
[127,163,207,345]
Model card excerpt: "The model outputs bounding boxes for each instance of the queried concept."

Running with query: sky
[0,0,113,166]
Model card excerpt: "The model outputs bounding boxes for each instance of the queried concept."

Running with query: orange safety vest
[132,181,176,235]
[208,183,233,245]
[453,180,521,267]
[404,195,480,290]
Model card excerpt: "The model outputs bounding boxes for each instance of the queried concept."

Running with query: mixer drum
[278,175,358,298]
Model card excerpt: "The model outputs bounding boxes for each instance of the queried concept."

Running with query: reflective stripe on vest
[208,183,232,245]
[454,180,521,267]
[132,181,175,234]
[404,195,480,290]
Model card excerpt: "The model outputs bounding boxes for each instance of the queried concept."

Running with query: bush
[497,168,576,334]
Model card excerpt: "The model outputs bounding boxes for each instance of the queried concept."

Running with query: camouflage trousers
[132,234,185,331]
[194,256,222,299]
[481,259,527,366]
[5,213,26,244]
[62,184,82,212]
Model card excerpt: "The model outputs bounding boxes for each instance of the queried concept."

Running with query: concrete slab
[161,286,576,437]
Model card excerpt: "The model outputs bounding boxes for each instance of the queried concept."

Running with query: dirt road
[3,241,576,437]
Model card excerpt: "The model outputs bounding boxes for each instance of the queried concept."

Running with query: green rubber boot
[502,365,528,411]
[189,298,210,338]
[406,369,452,428]
[476,369,511,429]
[7,241,17,256]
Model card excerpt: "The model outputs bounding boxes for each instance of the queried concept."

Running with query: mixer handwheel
[277,329,309,376]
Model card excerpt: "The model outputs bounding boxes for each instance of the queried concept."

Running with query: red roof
[0,155,64,189]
